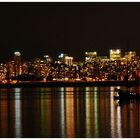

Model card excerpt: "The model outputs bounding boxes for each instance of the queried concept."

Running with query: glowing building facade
[44,55,52,64]
[109,49,121,61]
[124,51,136,61]
[58,53,67,63]
[85,52,97,62]
[64,56,73,66]
[58,53,73,66]
[14,51,22,76]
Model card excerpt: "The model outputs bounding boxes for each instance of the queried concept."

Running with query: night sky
[0,2,140,62]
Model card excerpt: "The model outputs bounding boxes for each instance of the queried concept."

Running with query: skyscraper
[124,51,136,61]
[65,56,73,66]
[85,52,97,62]
[109,49,121,61]
[14,51,21,76]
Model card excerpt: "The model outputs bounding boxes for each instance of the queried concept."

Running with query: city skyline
[0,3,140,62]
[0,49,139,84]
[1,48,140,63]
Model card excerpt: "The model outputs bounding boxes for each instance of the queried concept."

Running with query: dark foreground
[0,80,139,88]
[0,86,140,138]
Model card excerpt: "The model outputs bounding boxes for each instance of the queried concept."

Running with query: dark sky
[0,2,140,62]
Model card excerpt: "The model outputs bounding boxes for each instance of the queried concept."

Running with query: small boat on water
[114,89,140,100]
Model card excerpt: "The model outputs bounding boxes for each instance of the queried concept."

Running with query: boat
[114,89,140,100]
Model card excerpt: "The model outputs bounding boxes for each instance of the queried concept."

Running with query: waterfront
[0,86,140,138]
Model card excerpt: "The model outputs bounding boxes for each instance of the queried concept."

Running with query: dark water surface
[0,86,140,138]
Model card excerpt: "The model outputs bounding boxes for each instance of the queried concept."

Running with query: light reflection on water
[60,87,66,138]
[66,87,74,137]
[0,86,140,138]
[14,88,22,137]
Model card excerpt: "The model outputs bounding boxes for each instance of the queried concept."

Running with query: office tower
[109,49,121,61]
[65,56,73,66]
[14,51,21,76]
[85,52,97,62]
[124,51,136,61]
[58,53,67,63]
[44,55,52,64]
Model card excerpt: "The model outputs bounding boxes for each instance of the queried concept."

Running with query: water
[0,86,140,138]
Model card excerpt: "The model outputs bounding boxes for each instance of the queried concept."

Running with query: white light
[86,57,90,60]
[44,55,49,58]
[65,56,69,59]
[110,49,120,54]
[60,53,64,57]
[14,52,21,56]
[65,56,73,60]
[85,52,97,55]
[117,49,120,53]
[59,53,64,58]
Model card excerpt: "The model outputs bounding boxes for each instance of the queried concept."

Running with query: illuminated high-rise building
[85,52,97,62]
[44,55,52,64]
[22,62,28,75]
[65,56,73,66]
[58,53,67,63]
[58,53,73,66]
[109,49,121,61]
[8,61,15,78]
[124,51,136,61]
[14,51,21,76]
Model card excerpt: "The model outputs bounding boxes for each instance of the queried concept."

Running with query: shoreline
[0,80,139,88]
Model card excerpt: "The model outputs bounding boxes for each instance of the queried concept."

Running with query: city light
[14,51,21,56]
[110,49,121,61]
[59,53,64,58]
[0,49,139,84]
